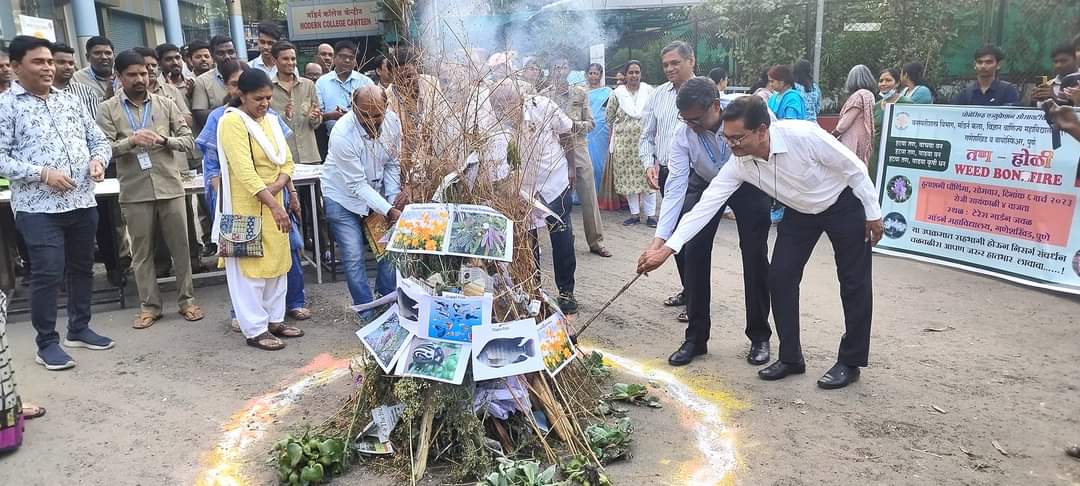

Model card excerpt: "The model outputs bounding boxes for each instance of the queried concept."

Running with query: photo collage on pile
[356,204,579,384]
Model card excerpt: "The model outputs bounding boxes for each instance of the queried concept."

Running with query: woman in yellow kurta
[217,69,304,350]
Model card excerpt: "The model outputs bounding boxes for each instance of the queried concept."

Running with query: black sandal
[246,331,286,350]
[269,322,305,338]
[664,292,686,307]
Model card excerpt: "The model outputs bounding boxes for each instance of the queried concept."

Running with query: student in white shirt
[489,83,580,314]
[638,95,884,390]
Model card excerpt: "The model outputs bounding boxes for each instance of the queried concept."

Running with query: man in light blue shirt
[316,41,373,132]
[321,86,401,313]
[642,77,773,368]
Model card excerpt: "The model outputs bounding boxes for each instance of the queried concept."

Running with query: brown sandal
[246,331,285,350]
[133,312,162,329]
[286,307,312,320]
[179,305,205,322]
[21,404,46,420]
[269,322,305,338]
[590,246,613,258]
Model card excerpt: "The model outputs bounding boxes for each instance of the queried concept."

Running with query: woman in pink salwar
[833,64,877,165]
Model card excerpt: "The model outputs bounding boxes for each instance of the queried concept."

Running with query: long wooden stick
[572,273,643,342]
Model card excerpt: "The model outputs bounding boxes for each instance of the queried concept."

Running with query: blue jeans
[286,209,306,310]
[324,198,396,305]
[16,208,98,350]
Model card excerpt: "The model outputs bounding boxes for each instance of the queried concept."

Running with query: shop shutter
[107,11,147,54]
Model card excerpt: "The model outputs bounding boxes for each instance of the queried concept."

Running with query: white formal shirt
[321,110,402,216]
[638,81,681,168]
[513,95,573,204]
[664,120,882,252]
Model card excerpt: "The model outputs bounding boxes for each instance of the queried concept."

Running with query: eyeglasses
[721,130,755,146]
[678,99,719,128]
[679,112,707,128]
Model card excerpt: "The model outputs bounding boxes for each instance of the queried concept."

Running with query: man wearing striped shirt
[51,43,99,120]
[52,42,128,288]
[638,40,696,318]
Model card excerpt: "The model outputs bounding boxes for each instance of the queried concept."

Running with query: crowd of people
[1,21,1079,453]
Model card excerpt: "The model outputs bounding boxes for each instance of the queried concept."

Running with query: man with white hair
[489,83,579,314]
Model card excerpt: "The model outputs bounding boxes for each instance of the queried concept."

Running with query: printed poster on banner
[387,204,514,262]
[874,104,1080,294]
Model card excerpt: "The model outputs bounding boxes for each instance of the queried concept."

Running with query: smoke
[413,0,618,75]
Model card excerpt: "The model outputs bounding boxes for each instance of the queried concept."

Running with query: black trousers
[769,188,873,367]
[529,188,576,295]
[658,165,687,293]
[681,182,772,344]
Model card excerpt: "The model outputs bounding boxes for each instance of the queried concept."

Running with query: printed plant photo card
[355,305,413,373]
[388,204,452,254]
[419,292,494,344]
[444,205,514,262]
[537,313,577,377]
[387,203,514,262]
[471,318,545,381]
[394,336,471,385]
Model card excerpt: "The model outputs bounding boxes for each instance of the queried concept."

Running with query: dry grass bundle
[307,29,616,484]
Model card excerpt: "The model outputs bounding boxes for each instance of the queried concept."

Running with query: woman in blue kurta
[766,64,807,120]
[585,63,618,209]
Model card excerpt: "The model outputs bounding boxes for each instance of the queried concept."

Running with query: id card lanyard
[123,99,155,170]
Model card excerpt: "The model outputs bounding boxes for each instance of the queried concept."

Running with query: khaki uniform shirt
[190,68,228,111]
[96,92,194,203]
[154,78,190,115]
[544,85,594,168]
[270,75,323,164]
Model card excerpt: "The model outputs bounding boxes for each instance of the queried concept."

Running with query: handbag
[217,136,264,258]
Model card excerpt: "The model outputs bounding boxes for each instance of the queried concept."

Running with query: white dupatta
[211,107,289,246]
[612,82,653,119]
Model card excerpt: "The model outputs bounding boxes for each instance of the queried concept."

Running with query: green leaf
[538,465,557,482]
[300,463,325,483]
[287,442,304,468]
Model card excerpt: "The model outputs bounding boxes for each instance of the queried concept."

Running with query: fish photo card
[537,313,577,377]
[419,292,494,344]
[355,305,413,373]
[471,318,545,382]
[394,336,471,385]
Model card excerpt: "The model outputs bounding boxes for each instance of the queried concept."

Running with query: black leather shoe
[668,341,707,366]
[747,341,770,365]
[757,360,806,380]
[817,363,860,389]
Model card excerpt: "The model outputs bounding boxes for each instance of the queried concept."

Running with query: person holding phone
[1032,43,1078,105]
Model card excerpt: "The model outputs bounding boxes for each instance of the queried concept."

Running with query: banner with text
[874,104,1080,294]
[286,0,380,41]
